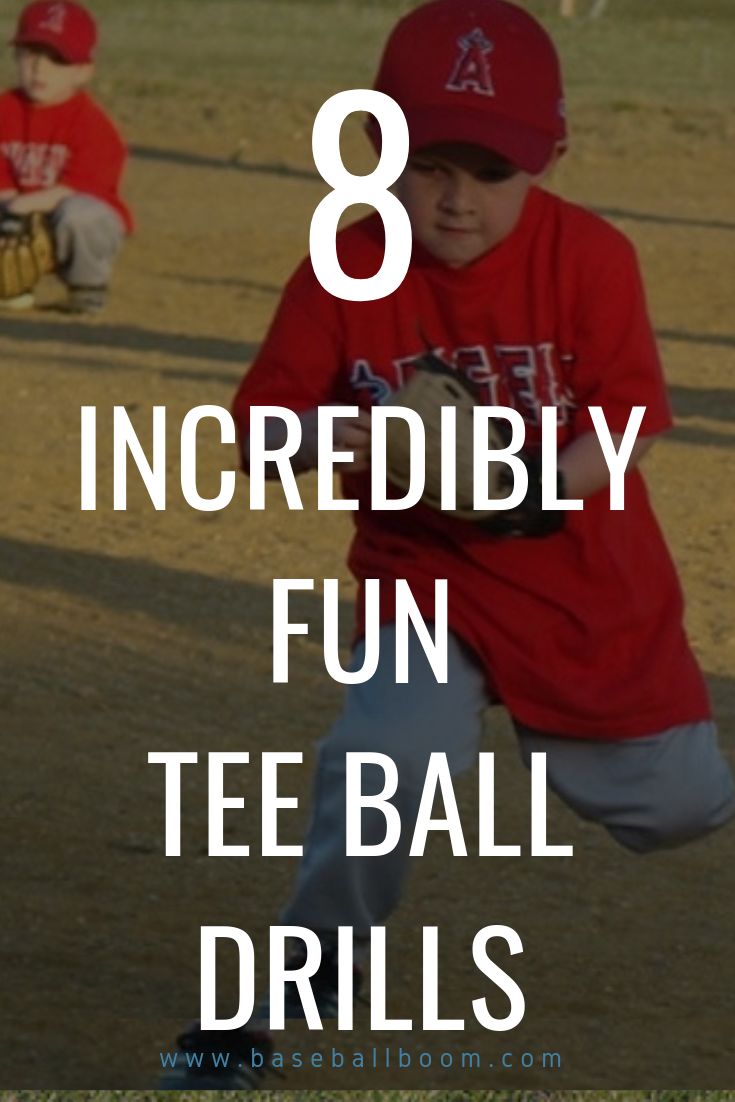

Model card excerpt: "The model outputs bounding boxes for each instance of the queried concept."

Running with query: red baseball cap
[12,0,98,64]
[368,0,566,174]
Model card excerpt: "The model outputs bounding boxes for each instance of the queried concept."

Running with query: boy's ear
[536,141,566,180]
[74,62,94,87]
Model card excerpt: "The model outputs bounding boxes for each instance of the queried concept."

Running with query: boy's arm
[233,258,351,473]
[558,225,673,500]
[2,186,73,214]
[558,430,659,500]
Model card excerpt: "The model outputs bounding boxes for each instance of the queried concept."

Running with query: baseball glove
[0,210,55,300]
[383,349,566,537]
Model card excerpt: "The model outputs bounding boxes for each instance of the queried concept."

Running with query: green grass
[3,1093,735,1101]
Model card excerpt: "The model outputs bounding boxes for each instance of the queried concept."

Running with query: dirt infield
[2,0,734,1089]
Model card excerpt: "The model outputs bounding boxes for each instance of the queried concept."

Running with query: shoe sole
[0,293,34,310]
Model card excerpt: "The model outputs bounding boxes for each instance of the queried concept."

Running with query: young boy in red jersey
[0,0,132,313]
[162,0,734,1087]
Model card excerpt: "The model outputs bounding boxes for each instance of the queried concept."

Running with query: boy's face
[395,143,535,267]
[15,44,91,105]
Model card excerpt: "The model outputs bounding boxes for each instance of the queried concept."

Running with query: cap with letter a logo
[12,0,98,64]
[368,0,566,174]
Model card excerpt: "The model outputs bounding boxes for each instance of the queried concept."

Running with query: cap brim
[369,103,556,176]
[12,31,85,63]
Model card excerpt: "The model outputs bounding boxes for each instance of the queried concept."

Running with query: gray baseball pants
[50,194,125,288]
[281,625,735,937]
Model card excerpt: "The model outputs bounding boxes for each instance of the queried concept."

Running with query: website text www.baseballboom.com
[159,1044,562,1074]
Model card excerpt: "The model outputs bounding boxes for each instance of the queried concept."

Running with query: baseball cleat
[158,1022,274,1089]
[59,285,108,315]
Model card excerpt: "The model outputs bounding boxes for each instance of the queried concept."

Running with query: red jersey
[233,187,710,738]
[0,88,133,231]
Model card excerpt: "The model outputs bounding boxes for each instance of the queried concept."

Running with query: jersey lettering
[393,353,422,389]
[496,342,572,426]
[350,359,393,404]
[455,345,500,404]
[496,345,541,424]
[538,342,576,424]
[1,141,69,189]
[350,339,571,426]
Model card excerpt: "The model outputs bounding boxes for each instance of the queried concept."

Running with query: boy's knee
[324,720,437,790]
[321,701,480,792]
[607,789,735,854]
[518,720,735,855]
[54,195,123,238]
[55,194,95,225]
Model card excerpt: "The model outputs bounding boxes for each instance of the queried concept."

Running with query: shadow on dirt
[131,144,320,184]
[0,534,351,641]
[596,205,735,233]
[708,675,735,754]
[2,309,733,381]
[670,384,735,420]
[669,425,734,449]
[130,145,735,234]
[668,382,735,449]
[162,272,281,295]
[0,313,254,365]
[2,342,246,384]
[659,329,735,351]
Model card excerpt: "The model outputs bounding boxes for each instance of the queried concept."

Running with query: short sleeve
[59,106,127,199]
[569,229,672,438]
[232,259,344,437]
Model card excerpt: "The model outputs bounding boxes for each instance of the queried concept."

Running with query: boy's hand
[295,407,372,473]
[3,185,73,216]
[333,410,372,473]
[245,407,373,478]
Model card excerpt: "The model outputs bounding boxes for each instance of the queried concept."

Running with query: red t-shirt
[0,88,133,231]
[233,187,710,738]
